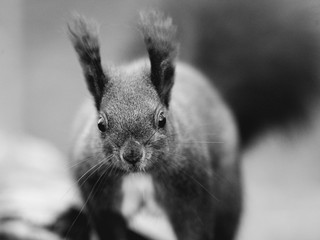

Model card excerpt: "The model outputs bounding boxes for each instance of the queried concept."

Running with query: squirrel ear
[68,15,107,110]
[139,11,179,107]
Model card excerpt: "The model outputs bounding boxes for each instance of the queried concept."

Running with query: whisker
[78,155,116,185]
[63,155,115,199]
[67,160,85,169]
[96,163,111,194]
[76,162,102,184]
[99,163,118,193]
[179,141,224,144]
[163,150,229,184]
[61,160,103,200]
[108,161,116,177]
[170,161,219,202]
[151,153,220,202]
[67,154,98,169]
[64,162,105,239]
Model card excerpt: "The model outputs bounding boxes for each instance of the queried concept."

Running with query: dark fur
[47,207,91,240]
[139,11,179,107]
[68,15,107,110]
[69,11,240,240]
[159,0,320,147]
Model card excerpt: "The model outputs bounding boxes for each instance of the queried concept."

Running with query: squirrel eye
[97,114,107,133]
[158,112,166,128]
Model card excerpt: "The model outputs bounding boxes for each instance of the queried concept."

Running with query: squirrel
[68,11,241,240]
[68,0,320,239]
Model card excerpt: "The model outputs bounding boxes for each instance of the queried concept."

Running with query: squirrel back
[69,12,241,240]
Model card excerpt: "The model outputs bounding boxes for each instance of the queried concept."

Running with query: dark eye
[158,111,166,128]
[97,114,107,133]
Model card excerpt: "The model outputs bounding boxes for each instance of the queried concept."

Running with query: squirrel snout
[120,140,144,164]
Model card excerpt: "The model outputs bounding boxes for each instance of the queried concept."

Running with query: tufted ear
[139,11,179,107]
[68,15,107,110]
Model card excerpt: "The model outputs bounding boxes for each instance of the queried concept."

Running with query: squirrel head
[68,12,179,172]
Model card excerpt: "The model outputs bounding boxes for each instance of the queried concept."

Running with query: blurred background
[0,0,160,152]
[1,0,320,240]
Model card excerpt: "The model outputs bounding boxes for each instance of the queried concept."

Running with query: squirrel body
[71,57,241,240]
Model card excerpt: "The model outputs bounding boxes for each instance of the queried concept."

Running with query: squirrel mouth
[119,159,148,173]
[126,163,146,173]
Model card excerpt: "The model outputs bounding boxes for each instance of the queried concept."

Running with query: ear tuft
[68,14,100,60]
[68,14,107,110]
[139,11,179,107]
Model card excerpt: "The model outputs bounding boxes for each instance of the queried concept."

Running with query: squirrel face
[95,64,172,172]
[68,12,179,173]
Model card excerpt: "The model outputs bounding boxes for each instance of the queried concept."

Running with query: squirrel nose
[121,140,144,164]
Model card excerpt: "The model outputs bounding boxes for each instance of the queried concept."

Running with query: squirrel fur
[69,11,241,240]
